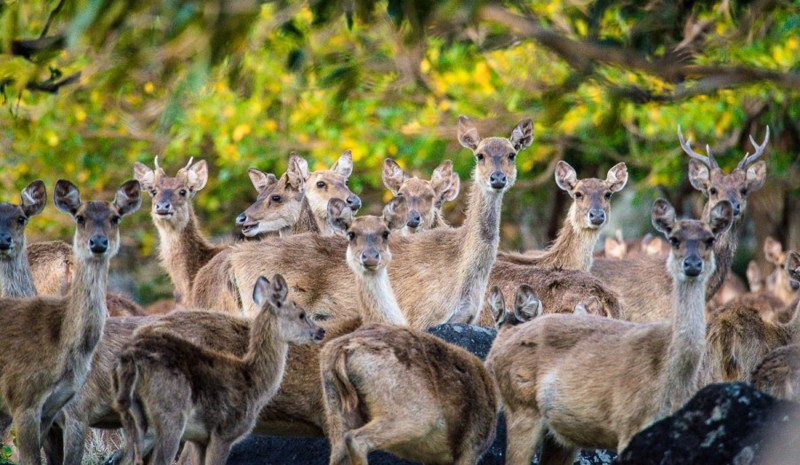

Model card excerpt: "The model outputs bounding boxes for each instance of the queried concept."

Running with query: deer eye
[179,189,188,197]
[709,187,718,196]
[669,237,679,247]
[76,215,85,225]
[604,192,612,200]
[705,238,715,247]
[111,216,121,225]
[382,230,390,240]
[574,192,583,199]
[299,312,306,321]
[149,189,157,196]
[17,216,26,225]
[476,153,485,161]
[508,152,516,161]
[347,232,355,241]
[740,188,748,196]
[316,181,326,189]
[271,195,281,203]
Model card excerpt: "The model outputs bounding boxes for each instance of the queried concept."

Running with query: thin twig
[40,0,67,39]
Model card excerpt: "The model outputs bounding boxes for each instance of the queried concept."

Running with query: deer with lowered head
[114,274,325,465]
[0,179,141,465]
[499,160,628,271]
[382,158,460,234]
[591,125,769,322]
[487,198,733,464]
[321,323,499,465]
[487,284,608,332]
[191,116,533,325]
[0,180,47,298]
[751,341,800,402]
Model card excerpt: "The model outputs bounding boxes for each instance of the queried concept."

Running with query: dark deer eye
[299,312,306,321]
[382,230,390,240]
[179,189,188,197]
[604,192,612,200]
[271,195,281,203]
[111,216,121,225]
[709,187,718,196]
[706,238,715,247]
[347,232,355,241]
[508,152,516,161]
[669,237,679,247]
[17,216,26,225]
[476,153,485,161]
[574,192,583,199]
[740,188,748,196]
[76,215,85,225]
[149,189,157,196]
[316,181,326,188]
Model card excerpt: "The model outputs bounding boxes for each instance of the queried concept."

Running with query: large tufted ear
[430,160,454,200]
[290,152,310,179]
[382,158,406,195]
[606,163,628,193]
[687,160,710,193]
[651,199,676,236]
[457,116,481,151]
[332,150,354,178]
[744,160,767,193]
[184,160,209,192]
[787,252,800,283]
[437,172,461,206]
[554,161,578,192]
[269,274,289,308]
[746,261,763,292]
[114,180,143,217]
[286,157,306,191]
[486,286,507,327]
[764,236,784,265]
[383,196,409,231]
[133,162,156,193]
[21,180,47,217]
[327,198,353,235]
[514,284,542,323]
[54,180,82,216]
[708,200,733,236]
[509,118,534,151]
[253,275,270,307]
[248,169,278,193]
[574,296,606,317]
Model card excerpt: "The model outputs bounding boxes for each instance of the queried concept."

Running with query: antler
[184,157,195,170]
[154,155,160,171]
[677,125,719,170]
[737,126,770,170]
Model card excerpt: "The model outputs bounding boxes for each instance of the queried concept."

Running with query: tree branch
[9,35,66,60]
[0,72,81,95]
[40,0,67,39]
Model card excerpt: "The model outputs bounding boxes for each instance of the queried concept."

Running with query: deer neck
[780,295,800,342]
[62,249,109,357]
[156,209,213,299]
[291,197,321,235]
[702,205,741,302]
[0,239,37,297]
[355,266,407,326]
[537,204,599,271]
[243,312,288,402]
[660,256,709,416]
[448,182,504,324]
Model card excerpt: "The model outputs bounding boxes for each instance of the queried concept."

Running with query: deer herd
[0,115,795,465]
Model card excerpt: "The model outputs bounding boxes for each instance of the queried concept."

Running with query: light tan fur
[0,180,47,298]
[0,179,141,465]
[321,324,499,465]
[114,275,324,465]
[763,236,800,305]
[487,285,607,332]
[192,116,533,326]
[591,126,768,322]
[382,158,460,234]
[304,150,363,236]
[751,342,800,401]
[500,160,628,271]
[486,199,733,464]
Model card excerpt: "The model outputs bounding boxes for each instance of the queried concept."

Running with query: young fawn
[500,160,628,271]
[0,180,47,297]
[0,179,141,465]
[382,158,460,233]
[487,198,733,464]
[114,274,325,465]
[321,324,499,465]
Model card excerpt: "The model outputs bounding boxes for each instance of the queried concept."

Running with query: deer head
[457,116,533,193]
[678,125,768,220]
[304,149,362,221]
[487,284,542,329]
[382,158,460,232]
[0,180,47,259]
[133,157,207,230]
[54,179,141,261]
[327,196,408,275]
[252,273,325,343]
[652,198,733,281]
[555,161,628,230]
[236,154,307,237]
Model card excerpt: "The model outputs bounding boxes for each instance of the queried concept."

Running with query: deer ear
[438,173,461,206]
[54,180,82,215]
[708,200,733,236]
[114,180,143,217]
[486,286,506,327]
[606,163,628,193]
[269,274,289,308]
[185,160,209,192]
[764,237,784,265]
[253,276,270,307]
[457,116,481,151]
[21,180,47,217]
[514,284,541,322]
[248,169,278,193]
[687,160,710,193]
[133,162,155,193]
[332,150,353,178]
[651,199,676,235]
[785,252,800,282]
[746,261,763,291]
[745,160,767,193]
[382,159,406,195]
[290,152,310,179]
[327,198,353,235]
[431,159,454,199]
[383,196,409,231]
[575,296,604,317]
[509,118,533,151]
[554,161,578,192]
[604,236,627,259]
[286,158,306,191]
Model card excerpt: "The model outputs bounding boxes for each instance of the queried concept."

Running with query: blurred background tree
[1,0,798,302]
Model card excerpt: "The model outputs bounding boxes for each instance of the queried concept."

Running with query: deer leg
[539,434,576,465]
[42,421,65,465]
[203,435,233,465]
[344,416,434,465]
[149,411,186,465]
[176,442,204,465]
[504,408,545,465]
[14,406,43,465]
[61,415,88,465]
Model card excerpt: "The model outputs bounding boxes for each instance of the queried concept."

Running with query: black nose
[732,202,742,216]
[89,235,109,254]
[314,327,326,341]
[682,256,703,277]
[346,195,361,211]
[588,209,606,226]
[236,213,247,226]
[155,201,172,215]
[489,172,507,190]
[361,250,380,268]
[0,232,13,250]
[407,211,422,228]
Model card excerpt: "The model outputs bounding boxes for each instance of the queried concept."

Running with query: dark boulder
[618,382,800,465]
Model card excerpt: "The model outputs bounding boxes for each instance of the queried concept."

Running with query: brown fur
[114,275,324,465]
[0,181,47,298]
[751,343,800,401]
[382,158,460,234]
[192,117,534,327]
[0,179,141,465]
[486,199,733,463]
[321,324,499,465]
[304,150,363,236]
[763,237,800,305]
[499,161,627,272]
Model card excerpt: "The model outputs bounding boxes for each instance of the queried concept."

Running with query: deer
[113,274,325,465]
[590,125,769,322]
[486,198,733,464]
[191,116,533,326]
[0,179,141,465]
[0,180,47,298]
[751,342,800,402]
[763,236,800,305]
[321,323,500,465]
[382,158,460,234]
[487,284,608,332]
[499,160,628,271]
[236,151,362,237]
